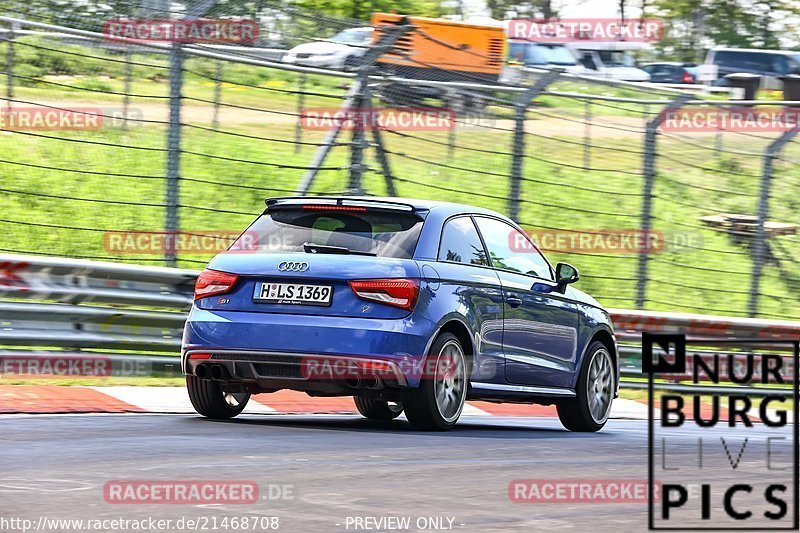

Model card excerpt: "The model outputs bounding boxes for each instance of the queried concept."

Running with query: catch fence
[0,3,798,320]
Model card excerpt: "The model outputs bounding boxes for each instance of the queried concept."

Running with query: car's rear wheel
[354,397,403,420]
[403,333,467,431]
[186,375,250,419]
[557,341,614,432]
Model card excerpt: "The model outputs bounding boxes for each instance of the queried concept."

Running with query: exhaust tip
[345,375,362,388]
[195,364,209,379]
[209,364,224,380]
[364,374,381,390]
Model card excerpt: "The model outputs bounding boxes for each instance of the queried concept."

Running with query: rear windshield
[231,208,423,259]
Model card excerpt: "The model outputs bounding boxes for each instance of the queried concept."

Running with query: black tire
[354,396,403,420]
[186,375,250,419]
[557,341,615,432]
[403,333,468,431]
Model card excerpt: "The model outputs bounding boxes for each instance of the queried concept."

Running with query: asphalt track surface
[1,413,795,533]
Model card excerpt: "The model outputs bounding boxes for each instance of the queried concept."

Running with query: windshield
[511,42,577,66]
[329,28,372,44]
[231,208,423,259]
[597,51,636,67]
[533,44,578,65]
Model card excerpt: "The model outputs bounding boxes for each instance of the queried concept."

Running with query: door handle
[506,296,522,308]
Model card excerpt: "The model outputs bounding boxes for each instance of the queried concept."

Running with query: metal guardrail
[0,254,193,360]
[1,254,798,392]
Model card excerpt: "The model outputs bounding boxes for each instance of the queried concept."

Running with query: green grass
[2,114,798,319]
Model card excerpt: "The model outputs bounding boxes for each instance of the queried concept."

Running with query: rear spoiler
[265,196,420,213]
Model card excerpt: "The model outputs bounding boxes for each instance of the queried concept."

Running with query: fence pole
[295,23,413,195]
[293,73,307,153]
[447,121,456,159]
[122,47,132,130]
[3,23,14,110]
[635,94,692,309]
[212,60,222,130]
[365,83,396,196]
[748,126,800,317]
[165,42,183,267]
[583,98,591,169]
[347,71,368,194]
[508,70,561,221]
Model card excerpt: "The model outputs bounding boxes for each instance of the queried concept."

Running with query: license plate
[253,282,333,306]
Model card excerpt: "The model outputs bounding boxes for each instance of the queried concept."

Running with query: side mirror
[555,262,580,291]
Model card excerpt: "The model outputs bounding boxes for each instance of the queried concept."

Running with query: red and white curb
[0,385,651,418]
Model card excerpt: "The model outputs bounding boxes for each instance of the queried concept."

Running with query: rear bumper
[185,349,410,394]
[182,307,437,388]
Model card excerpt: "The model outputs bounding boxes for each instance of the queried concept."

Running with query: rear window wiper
[302,242,376,256]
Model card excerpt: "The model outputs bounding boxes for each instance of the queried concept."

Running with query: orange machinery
[370,13,506,83]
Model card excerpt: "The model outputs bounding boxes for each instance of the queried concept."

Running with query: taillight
[349,278,419,311]
[303,204,366,212]
[194,269,238,300]
[682,71,693,83]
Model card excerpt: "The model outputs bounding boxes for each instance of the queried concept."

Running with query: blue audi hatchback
[183,196,618,431]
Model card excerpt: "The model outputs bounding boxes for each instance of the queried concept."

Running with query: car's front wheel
[557,341,615,432]
[354,397,403,420]
[186,375,250,419]
[403,333,468,431]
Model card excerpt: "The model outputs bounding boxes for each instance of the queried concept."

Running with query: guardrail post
[122,47,132,130]
[295,23,413,195]
[3,23,14,110]
[212,60,222,130]
[748,125,800,317]
[165,42,183,267]
[294,72,306,153]
[508,70,561,221]
[635,94,692,309]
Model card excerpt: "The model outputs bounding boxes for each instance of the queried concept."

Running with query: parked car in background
[705,48,800,90]
[282,27,373,70]
[183,197,618,432]
[506,40,587,75]
[569,46,650,82]
[640,62,697,84]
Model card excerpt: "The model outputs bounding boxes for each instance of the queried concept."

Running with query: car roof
[266,195,509,219]
[710,47,797,55]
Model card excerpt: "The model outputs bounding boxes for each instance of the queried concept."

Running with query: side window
[771,55,790,75]
[438,217,488,266]
[474,217,553,280]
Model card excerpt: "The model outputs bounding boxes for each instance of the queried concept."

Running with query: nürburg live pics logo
[644,332,799,530]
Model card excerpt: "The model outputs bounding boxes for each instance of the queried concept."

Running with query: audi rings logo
[278,261,309,272]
